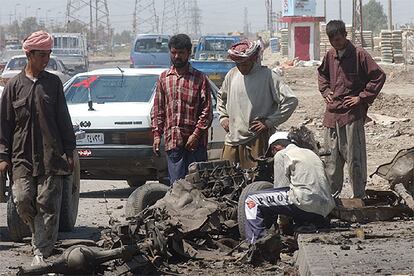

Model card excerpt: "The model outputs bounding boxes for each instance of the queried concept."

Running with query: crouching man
[243,132,335,243]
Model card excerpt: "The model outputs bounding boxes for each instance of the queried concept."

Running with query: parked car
[0,55,73,85]
[64,68,224,187]
[130,34,170,68]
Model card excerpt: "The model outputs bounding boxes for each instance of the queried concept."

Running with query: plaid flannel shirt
[151,65,213,151]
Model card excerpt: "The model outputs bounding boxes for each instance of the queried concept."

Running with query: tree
[362,0,387,36]
[66,20,88,34]
[7,20,21,40]
[20,17,41,39]
[113,30,132,44]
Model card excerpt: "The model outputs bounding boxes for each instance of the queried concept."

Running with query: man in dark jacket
[0,31,76,266]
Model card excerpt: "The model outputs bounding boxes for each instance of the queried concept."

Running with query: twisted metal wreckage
[18,127,414,275]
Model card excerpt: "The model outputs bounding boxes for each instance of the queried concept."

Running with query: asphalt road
[0,179,138,273]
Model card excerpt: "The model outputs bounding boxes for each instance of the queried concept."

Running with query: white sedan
[0,54,72,85]
[64,68,223,187]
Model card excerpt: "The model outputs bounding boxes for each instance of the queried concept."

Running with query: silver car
[0,55,73,85]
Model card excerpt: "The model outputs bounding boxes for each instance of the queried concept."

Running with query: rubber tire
[127,179,147,187]
[7,191,31,242]
[125,182,169,217]
[59,152,81,232]
[237,181,273,240]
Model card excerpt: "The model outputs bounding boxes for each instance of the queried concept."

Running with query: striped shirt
[151,65,212,151]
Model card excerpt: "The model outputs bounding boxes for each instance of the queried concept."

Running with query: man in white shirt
[217,40,297,169]
[243,132,335,243]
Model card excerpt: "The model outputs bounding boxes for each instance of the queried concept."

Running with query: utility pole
[265,0,273,33]
[352,0,355,43]
[243,7,249,37]
[388,0,393,30]
[339,0,342,20]
[89,0,93,45]
[324,0,327,22]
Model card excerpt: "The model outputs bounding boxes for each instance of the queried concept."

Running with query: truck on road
[190,35,241,87]
[52,33,89,74]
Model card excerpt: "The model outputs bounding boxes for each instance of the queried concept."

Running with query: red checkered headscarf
[22,31,53,53]
[227,39,260,63]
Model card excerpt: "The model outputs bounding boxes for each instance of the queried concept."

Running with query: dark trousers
[244,187,326,243]
[166,146,207,185]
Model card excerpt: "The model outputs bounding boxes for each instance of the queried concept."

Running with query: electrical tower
[176,0,190,34]
[161,0,178,34]
[65,0,112,51]
[132,0,158,34]
[188,0,201,36]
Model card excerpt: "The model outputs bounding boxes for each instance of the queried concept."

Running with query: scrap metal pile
[19,157,269,275]
[17,128,414,275]
[15,126,340,275]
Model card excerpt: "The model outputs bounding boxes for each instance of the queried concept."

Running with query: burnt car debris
[17,127,414,275]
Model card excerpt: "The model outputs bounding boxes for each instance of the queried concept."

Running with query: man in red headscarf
[217,39,298,168]
[0,31,76,266]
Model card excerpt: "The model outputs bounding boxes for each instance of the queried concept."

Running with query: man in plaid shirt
[151,34,213,184]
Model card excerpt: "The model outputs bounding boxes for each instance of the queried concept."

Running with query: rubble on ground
[17,131,414,276]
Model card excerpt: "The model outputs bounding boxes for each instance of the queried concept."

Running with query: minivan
[130,34,170,68]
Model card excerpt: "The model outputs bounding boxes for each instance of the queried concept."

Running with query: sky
[0,0,413,34]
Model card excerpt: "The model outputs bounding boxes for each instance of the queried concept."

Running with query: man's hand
[343,96,361,108]
[220,118,229,132]
[67,156,74,172]
[249,120,267,133]
[185,134,199,151]
[153,137,161,156]
[324,91,334,103]
[0,161,9,173]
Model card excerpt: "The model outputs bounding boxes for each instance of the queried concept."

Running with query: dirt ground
[262,49,414,197]
[0,49,413,275]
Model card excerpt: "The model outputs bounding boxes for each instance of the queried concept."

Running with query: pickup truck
[190,35,241,87]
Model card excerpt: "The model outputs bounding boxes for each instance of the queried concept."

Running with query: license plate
[77,133,104,145]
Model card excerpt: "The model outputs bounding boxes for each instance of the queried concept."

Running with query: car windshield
[204,38,236,51]
[65,74,159,104]
[134,38,169,53]
[7,57,58,71]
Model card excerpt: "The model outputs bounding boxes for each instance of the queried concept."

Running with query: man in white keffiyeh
[217,39,298,169]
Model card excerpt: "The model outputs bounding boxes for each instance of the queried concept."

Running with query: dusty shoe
[242,232,281,265]
[256,232,281,264]
[31,254,47,267]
